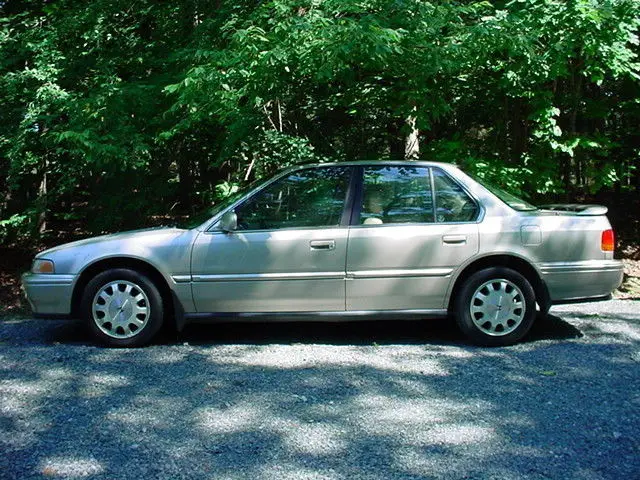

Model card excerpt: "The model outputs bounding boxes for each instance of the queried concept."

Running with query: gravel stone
[0,299,639,479]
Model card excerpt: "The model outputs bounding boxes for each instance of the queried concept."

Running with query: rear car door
[346,165,480,311]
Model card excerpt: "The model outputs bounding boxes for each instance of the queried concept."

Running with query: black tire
[454,267,536,346]
[81,268,164,347]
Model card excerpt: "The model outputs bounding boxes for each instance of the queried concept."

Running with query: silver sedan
[22,161,623,347]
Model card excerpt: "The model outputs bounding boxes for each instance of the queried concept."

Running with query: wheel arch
[447,254,551,314]
[71,257,176,325]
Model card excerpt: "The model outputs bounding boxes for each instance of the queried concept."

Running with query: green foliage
[0,212,35,244]
[0,0,639,241]
[238,130,330,180]
[215,181,240,200]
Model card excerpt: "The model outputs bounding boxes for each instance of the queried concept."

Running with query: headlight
[32,259,55,274]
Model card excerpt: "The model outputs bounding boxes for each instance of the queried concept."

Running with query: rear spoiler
[539,204,608,216]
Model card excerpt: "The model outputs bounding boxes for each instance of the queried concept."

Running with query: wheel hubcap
[92,281,150,339]
[469,279,526,336]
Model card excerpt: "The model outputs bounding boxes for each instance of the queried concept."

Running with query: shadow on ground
[24,312,583,348]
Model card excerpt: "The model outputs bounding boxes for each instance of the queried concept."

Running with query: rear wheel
[454,267,536,346]
[81,268,164,347]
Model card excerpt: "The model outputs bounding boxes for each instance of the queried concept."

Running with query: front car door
[191,165,353,313]
[346,165,480,311]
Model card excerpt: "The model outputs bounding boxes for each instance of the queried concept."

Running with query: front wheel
[81,268,164,347]
[454,267,536,346]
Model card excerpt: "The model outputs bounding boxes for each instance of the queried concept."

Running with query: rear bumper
[538,260,624,303]
[21,272,76,316]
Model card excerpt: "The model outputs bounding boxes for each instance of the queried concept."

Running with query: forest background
[1,0,639,309]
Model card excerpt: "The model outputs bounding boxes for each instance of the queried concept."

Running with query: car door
[346,165,480,311]
[191,165,353,313]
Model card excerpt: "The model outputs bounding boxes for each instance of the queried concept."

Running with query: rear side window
[358,166,479,225]
[433,169,479,222]
[360,166,434,225]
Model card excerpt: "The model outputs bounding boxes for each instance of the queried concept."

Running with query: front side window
[360,166,434,225]
[234,166,351,231]
[433,169,479,222]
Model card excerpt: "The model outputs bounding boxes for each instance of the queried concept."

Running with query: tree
[0,0,638,244]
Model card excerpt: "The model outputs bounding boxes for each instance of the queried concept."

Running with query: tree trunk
[510,97,528,163]
[176,146,192,211]
[37,158,47,234]
[387,120,404,159]
[404,107,419,160]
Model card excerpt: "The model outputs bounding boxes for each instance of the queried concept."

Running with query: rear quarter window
[433,169,480,222]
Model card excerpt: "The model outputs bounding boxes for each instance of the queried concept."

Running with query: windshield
[472,176,537,211]
[179,180,261,229]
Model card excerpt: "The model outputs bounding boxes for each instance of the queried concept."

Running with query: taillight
[601,229,615,252]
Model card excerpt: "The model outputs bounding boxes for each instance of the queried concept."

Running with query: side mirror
[218,210,238,233]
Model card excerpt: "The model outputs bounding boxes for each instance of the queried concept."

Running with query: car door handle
[310,240,336,251]
[442,235,467,245]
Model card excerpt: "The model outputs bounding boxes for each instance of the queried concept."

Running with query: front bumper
[21,272,76,316]
[538,260,624,303]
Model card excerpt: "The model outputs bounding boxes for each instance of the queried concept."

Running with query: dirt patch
[0,246,34,314]
[622,258,640,277]
[616,259,640,300]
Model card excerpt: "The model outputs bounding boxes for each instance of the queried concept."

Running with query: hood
[37,227,187,258]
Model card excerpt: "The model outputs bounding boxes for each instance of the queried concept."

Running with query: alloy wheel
[92,280,150,339]
[469,278,526,336]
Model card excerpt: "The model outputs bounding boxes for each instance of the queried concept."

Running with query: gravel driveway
[1,300,638,480]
